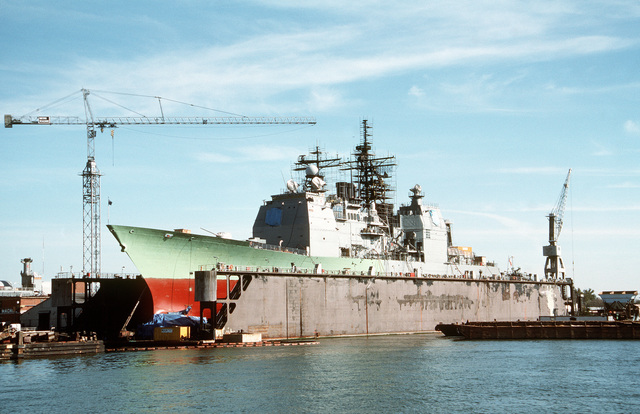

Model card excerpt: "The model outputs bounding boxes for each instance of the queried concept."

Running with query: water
[1,335,639,413]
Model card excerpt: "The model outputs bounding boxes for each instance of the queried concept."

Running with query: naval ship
[108,120,569,338]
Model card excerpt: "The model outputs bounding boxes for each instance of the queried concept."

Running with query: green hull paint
[108,224,387,278]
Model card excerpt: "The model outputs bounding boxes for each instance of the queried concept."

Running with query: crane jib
[4,114,316,127]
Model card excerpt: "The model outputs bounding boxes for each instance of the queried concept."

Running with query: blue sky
[1,1,639,293]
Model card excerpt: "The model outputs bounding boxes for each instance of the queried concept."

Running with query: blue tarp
[137,309,207,339]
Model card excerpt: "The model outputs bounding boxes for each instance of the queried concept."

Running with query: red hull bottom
[145,277,236,318]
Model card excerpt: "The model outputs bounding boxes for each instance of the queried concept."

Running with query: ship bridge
[398,185,448,263]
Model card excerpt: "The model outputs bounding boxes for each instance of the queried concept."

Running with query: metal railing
[54,272,139,279]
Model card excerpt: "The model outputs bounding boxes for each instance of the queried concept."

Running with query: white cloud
[194,152,234,163]
[591,142,613,156]
[307,88,346,112]
[497,167,567,175]
[624,120,640,135]
[608,181,640,189]
[235,145,302,162]
[195,145,301,164]
[448,209,542,240]
[408,85,424,97]
[44,4,634,115]
[574,204,640,211]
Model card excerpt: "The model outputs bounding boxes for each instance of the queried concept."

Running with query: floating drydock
[436,320,640,339]
[106,121,572,339]
[101,246,571,339]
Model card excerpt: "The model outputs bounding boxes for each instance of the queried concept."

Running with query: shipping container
[153,326,190,341]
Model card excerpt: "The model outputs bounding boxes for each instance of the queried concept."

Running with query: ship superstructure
[252,120,493,278]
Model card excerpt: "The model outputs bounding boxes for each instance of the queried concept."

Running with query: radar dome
[311,176,325,191]
[286,179,299,193]
[306,165,319,177]
[412,184,422,194]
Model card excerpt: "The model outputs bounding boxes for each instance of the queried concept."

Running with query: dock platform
[0,340,105,360]
[436,320,640,339]
[105,339,319,352]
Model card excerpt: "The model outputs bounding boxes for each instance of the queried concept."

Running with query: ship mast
[343,120,396,224]
[293,145,341,191]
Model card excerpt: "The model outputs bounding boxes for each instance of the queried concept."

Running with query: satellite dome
[306,165,319,177]
[412,184,422,194]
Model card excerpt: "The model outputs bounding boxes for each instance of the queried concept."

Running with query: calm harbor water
[1,335,639,413]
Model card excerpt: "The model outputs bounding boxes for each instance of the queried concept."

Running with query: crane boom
[5,89,316,280]
[5,115,316,127]
[548,168,572,244]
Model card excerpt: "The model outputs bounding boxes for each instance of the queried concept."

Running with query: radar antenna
[293,145,341,191]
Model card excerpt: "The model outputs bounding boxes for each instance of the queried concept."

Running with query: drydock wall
[223,275,568,339]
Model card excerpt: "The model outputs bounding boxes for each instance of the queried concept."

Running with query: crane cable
[21,89,83,118]
[90,89,247,117]
[90,92,147,117]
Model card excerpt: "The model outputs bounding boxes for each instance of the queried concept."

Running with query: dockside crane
[5,89,316,279]
[543,168,572,280]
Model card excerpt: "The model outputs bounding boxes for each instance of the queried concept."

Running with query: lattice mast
[81,90,102,277]
[343,120,396,223]
[348,120,396,204]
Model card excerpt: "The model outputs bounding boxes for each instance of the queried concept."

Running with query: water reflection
[1,335,639,413]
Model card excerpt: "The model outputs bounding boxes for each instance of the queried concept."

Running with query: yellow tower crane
[5,89,316,279]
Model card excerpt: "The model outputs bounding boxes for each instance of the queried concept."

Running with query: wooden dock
[0,340,105,360]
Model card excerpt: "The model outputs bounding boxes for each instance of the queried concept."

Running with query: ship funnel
[336,182,356,200]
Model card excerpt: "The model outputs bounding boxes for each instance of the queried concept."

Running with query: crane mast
[82,90,101,277]
[5,89,316,279]
[543,168,572,280]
